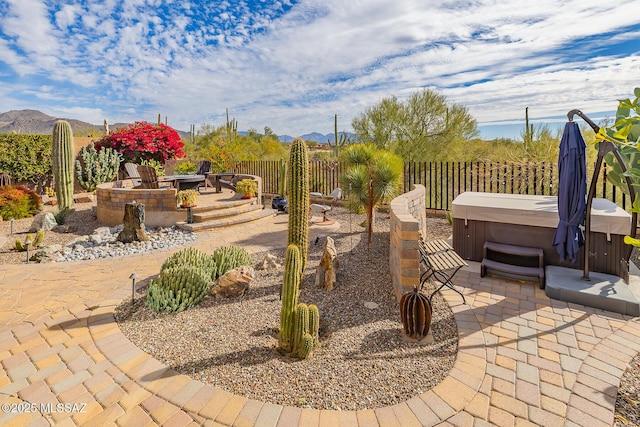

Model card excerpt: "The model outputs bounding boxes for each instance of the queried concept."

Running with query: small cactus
[14,230,45,252]
[292,303,310,356]
[161,247,217,281]
[212,245,252,278]
[308,304,320,347]
[146,265,210,313]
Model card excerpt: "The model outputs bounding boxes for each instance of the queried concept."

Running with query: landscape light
[25,236,32,264]
[130,272,137,303]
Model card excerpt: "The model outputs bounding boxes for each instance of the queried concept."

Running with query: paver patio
[1,213,639,426]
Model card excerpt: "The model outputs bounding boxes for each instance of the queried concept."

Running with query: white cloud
[0,0,639,136]
[54,4,78,29]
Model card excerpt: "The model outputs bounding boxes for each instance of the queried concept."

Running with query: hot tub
[452,192,632,277]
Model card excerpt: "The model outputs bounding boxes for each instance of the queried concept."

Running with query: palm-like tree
[340,144,403,246]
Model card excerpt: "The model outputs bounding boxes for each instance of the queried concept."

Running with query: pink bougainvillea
[95,121,185,164]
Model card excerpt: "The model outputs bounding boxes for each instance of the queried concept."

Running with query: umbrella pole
[567,110,638,281]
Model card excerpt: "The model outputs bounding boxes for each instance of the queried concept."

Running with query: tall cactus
[279,244,302,352]
[287,137,310,270]
[52,120,75,210]
[327,114,348,157]
[278,158,287,198]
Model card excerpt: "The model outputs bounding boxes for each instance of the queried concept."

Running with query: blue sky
[1,0,639,140]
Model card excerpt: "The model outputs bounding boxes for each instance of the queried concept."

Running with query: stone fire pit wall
[389,184,427,302]
[96,180,184,227]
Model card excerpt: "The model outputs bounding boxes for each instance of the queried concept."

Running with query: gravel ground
[115,209,459,410]
[0,198,98,264]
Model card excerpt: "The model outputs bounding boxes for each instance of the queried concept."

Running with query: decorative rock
[117,202,148,243]
[93,226,112,236]
[53,224,77,233]
[364,301,379,309]
[315,235,338,291]
[212,265,255,299]
[258,253,281,270]
[29,213,58,232]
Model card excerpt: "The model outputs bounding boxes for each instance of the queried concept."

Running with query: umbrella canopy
[552,121,587,264]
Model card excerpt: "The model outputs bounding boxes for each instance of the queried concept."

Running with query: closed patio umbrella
[552,121,587,264]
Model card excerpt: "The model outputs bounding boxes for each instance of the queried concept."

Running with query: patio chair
[196,160,211,175]
[0,172,11,186]
[124,163,142,187]
[136,165,171,189]
[310,188,342,222]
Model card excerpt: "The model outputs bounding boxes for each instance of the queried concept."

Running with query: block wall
[389,184,426,301]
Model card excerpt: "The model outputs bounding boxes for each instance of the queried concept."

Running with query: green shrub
[141,159,165,177]
[175,161,197,174]
[0,135,52,186]
[54,207,72,225]
[0,185,42,220]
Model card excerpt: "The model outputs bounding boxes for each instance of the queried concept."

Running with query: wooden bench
[481,241,545,288]
[419,238,468,303]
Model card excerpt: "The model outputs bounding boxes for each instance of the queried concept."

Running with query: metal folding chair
[419,237,467,304]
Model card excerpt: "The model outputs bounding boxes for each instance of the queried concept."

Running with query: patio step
[191,202,262,222]
[176,208,276,231]
[190,198,255,212]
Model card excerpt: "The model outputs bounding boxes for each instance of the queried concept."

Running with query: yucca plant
[340,144,403,246]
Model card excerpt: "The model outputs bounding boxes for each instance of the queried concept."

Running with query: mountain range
[0,110,355,143]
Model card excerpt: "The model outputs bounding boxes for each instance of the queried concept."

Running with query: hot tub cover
[452,192,630,236]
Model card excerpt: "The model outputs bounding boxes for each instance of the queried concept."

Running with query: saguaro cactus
[279,244,302,352]
[52,120,75,210]
[327,114,348,157]
[278,158,287,198]
[287,137,310,270]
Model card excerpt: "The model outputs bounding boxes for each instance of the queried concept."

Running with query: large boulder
[212,265,255,299]
[29,213,58,232]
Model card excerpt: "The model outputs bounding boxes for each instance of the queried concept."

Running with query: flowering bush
[95,122,185,164]
[0,185,42,220]
[202,144,232,173]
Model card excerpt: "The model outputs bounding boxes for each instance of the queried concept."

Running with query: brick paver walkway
[1,214,639,426]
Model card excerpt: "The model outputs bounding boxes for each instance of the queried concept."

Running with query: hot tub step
[481,259,545,285]
[482,241,545,288]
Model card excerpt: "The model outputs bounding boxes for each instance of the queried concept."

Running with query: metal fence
[232,160,631,212]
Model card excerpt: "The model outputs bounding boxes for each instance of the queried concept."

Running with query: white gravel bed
[115,209,459,410]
